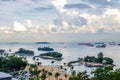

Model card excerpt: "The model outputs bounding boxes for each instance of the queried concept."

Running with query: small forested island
[35,42,50,44]
[38,47,54,51]
[84,52,114,67]
[39,52,63,60]
[15,48,34,56]
[67,52,114,67]
[0,55,27,72]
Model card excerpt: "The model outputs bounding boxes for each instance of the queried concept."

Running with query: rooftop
[0,72,12,78]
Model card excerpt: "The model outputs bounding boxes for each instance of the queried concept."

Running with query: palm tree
[54,72,61,80]
[63,62,67,66]
[23,56,27,61]
[64,68,67,73]
[60,65,63,69]
[70,66,74,73]
[51,61,55,72]
[42,69,45,73]
[51,60,55,65]
[29,66,41,80]
[37,62,42,66]
[71,70,76,76]
[37,58,39,61]
[47,72,52,80]
[32,56,35,61]
[0,49,5,55]
[64,74,68,80]
[40,72,47,80]
[9,49,11,52]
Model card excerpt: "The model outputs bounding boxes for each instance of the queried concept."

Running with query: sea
[0,42,120,74]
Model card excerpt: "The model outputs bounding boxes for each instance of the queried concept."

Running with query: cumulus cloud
[52,0,67,13]
[51,0,120,33]
[13,21,27,32]
[0,0,120,34]
[0,0,120,41]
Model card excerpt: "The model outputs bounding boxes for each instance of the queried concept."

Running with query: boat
[35,42,50,44]
[87,43,94,47]
[78,43,94,47]
[108,42,116,45]
[96,44,106,48]
[118,44,120,46]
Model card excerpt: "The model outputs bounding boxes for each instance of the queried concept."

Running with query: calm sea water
[0,42,120,73]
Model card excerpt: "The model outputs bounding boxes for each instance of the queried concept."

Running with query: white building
[0,72,18,80]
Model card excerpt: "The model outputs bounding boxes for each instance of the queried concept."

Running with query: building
[0,72,18,80]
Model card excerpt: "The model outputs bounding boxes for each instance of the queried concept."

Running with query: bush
[0,56,27,72]
[0,49,5,54]
[103,57,113,64]
[84,56,97,62]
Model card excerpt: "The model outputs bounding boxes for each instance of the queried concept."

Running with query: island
[84,52,114,67]
[35,42,50,44]
[39,52,63,60]
[38,47,54,51]
[15,48,34,56]
[66,52,114,67]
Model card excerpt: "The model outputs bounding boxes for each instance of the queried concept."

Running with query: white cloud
[52,0,67,13]
[0,0,120,41]
[13,21,27,32]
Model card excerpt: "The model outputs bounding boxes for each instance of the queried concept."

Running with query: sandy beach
[26,65,70,80]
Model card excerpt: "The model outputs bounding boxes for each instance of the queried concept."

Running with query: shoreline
[84,62,115,67]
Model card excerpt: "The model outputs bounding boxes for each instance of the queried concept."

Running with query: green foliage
[29,78,34,80]
[0,49,5,54]
[97,52,104,58]
[69,66,120,80]
[103,57,113,64]
[29,65,41,80]
[38,47,54,51]
[84,56,97,62]
[84,52,113,65]
[91,66,113,80]
[16,48,34,55]
[71,70,76,76]
[48,72,52,76]
[6,56,27,71]
[51,61,54,64]
[0,56,27,72]
[69,71,90,80]
[97,52,104,63]
[54,72,61,80]
[40,52,62,58]
[0,57,8,68]
[30,64,37,68]
[40,72,47,80]
[69,76,78,80]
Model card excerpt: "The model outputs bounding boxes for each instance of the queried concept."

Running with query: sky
[0,0,120,42]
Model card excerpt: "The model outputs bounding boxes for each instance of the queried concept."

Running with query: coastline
[84,62,115,67]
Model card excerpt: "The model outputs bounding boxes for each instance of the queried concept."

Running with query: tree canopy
[38,47,54,51]
[0,56,27,72]
[40,52,62,58]
[84,52,113,65]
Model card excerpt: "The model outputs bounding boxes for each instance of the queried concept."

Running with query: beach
[25,65,70,80]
